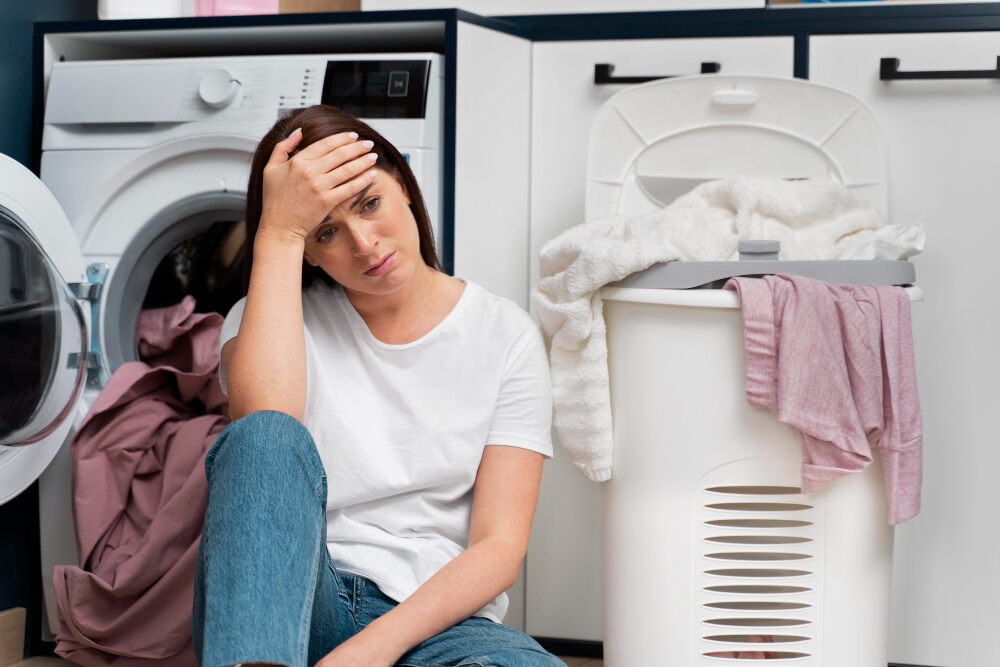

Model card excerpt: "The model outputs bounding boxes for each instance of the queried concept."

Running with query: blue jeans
[192,411,565,667]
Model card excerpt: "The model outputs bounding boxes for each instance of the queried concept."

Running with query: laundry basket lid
[586,75,888,221]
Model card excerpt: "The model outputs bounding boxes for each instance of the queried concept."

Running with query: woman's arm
[318,444,545,667]
[224,129,377,420]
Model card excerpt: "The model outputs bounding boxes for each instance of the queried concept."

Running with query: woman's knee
[206,410,323,488]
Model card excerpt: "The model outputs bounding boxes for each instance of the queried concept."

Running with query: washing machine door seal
[0,153,92,504]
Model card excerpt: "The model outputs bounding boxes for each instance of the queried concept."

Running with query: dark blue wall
[0,1,97,167]
[1,4,96,656]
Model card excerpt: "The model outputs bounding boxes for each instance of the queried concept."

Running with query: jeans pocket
[327,559,349,601]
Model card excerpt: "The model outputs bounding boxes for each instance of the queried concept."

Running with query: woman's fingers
[320,151,379,192]
[268,127,303,166]
[294,131,359,162]
[321,165,378,215]
[313,138,375,174]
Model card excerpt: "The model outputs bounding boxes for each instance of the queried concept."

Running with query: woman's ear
[303,251,318,267]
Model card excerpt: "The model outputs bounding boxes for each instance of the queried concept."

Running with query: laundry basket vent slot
[706,485,801,495]
[706,569,811,578]
[706,535,812,545]
[705,585,811,595]
[707,518,812,528]
[705,634,808,644]
[703,650,810,660]
[694,463,824,662]
[707,502,813,512]
[705,617,810,627]
[706,552,810,562]
[705,601,811,611]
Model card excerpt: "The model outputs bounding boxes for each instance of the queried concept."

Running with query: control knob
[199,69,241,109]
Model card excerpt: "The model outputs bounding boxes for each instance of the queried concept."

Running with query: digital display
[321,60,431,119]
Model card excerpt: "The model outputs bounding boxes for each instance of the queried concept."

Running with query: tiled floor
[14,656,602,666]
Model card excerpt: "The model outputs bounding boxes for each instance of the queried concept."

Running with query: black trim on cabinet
[441,20,457,277]
[508,3,1000,41]
[534,637,603,659]
[793,32,809,80]
[30,32,44,176]
[35,8,528,40]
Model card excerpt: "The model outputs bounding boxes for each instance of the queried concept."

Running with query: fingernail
[367,153,378,161]
[291,127,302,136]
[349,132,359,139]
[368,170,377,178]
[362,140,374,149]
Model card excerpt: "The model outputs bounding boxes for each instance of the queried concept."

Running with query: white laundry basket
[601,284,921,666]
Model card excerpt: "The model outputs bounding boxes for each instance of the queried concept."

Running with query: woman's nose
[350,223,376,255]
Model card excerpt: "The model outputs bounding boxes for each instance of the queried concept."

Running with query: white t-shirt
[218,280,553,622]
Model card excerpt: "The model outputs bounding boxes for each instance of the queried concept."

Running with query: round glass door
[0,206,86,446]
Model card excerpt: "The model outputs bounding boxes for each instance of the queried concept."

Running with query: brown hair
[243,105,440,291]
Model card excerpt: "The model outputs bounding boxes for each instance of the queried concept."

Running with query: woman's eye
[317,227,336,242]
[362,196,380,212]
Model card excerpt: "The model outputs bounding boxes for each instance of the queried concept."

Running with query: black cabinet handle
[594,62,720,85]
[880,56,1000,81]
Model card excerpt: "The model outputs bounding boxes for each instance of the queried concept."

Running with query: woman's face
[302,168,422,297]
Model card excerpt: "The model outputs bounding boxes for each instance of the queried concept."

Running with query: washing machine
[0,51,443,637]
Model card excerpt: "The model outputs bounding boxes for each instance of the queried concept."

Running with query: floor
[12,655,603,666]
[557,657,603,667]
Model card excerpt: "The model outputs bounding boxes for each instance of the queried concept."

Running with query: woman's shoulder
[460,281,542,339]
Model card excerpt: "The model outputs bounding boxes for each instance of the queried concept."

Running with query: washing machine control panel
[45,54,441,130]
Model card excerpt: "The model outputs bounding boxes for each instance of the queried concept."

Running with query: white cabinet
[810,32,1000,667]
[453,22,532,311]
[526,36,795,641]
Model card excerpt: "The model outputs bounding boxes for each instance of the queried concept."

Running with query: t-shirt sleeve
[486,319,554,458]
[217,296,247,396]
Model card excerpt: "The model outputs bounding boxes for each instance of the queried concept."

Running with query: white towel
[531,177,924,482]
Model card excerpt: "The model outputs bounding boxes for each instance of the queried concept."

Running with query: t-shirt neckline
[336,280,472,350]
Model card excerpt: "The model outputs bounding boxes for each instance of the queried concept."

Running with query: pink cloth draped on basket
[725,274,923,525]
[53,296,228,666]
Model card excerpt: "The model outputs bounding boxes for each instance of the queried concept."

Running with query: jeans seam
[352,576,362,632]
[294,500,325,666]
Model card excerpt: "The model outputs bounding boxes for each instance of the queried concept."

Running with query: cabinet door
[527,37,794,641]
[810,32,1000,667]
[454,22,532,310]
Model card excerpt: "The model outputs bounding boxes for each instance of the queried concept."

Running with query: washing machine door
[0,153,88,504]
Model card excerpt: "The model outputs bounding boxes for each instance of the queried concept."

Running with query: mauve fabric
[53,296,229,665]
[726,275,922,525]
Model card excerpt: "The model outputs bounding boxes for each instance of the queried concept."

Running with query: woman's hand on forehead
[257,128,379,243]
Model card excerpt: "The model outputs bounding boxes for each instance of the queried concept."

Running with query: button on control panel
[387,71,409,97]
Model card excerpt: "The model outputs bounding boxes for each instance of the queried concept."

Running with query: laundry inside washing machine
[141,218,246,317]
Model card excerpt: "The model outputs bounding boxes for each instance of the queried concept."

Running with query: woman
[191,105,562,667]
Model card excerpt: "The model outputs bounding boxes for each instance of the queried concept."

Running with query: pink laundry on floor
[726,274,922,525]
[53,296,229,666]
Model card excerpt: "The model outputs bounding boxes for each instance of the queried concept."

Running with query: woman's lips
[365,252,396,276]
